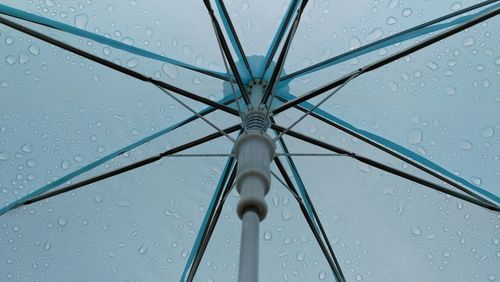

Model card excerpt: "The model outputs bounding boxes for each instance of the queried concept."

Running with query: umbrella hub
[235,116,275,221]
[246,79,268,109]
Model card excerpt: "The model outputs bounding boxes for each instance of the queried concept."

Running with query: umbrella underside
[0,1,499,281]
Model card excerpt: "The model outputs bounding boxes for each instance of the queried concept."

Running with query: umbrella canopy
[1,1,499,281]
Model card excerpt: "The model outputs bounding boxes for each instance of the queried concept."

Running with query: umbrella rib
[273,155,346,282]
[262,0,301,76]
[0,15,238,116]
[214,0,255,81]
[0,4,232,82]
[272,71,360,142]
[275,93,500,208]
[272,5,500,115]
[154,85,237,143]
[260,0,309,108]
[280,0,500,82]
[211,15,246,117]
[8,125,241,211]
[203,0,252,107]
[185,163,238,282]
[271,124,500,212]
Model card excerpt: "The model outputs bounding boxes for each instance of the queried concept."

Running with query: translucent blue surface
[1,1,499,281]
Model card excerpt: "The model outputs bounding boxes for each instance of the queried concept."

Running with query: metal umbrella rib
[274,94,500,208]
[272,5,500,115]
[214,0,254,81]
[280,0,500,82]
[0,4,233,82]
[271,124,500,212]
[185,163,238,282]
[12,125,241,210]
[273,156,346,282]
[203,0,252,107]
[260,0,309,107]
[262,0,300,76]
[0,15,239,116]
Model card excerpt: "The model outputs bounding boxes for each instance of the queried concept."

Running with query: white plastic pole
[235,115,275,282]
[238,209,260,282]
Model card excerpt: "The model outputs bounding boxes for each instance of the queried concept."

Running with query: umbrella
[1,0,499,281]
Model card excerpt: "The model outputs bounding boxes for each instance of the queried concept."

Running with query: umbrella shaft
[239,209,260,282]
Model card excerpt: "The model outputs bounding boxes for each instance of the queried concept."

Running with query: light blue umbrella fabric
[0,1,499,281]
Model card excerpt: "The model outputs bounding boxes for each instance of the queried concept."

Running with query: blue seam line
[276,92,500,205]
[278,141,318,228]
[180,155,235,282]
[0,96,235,216]
[263,0,300,76]
[280,3,500,82]
[277,140,341,281]
[0,3,228,78]
[213,0,251,82]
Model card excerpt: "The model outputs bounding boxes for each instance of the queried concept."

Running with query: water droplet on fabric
[74,13,89,29]
[61,160,70,170]
[481,126,495,138]
[407,129,423,145]
[456,140,473,150]
[21,143,33,153]
[463,36,475,47]
[386,16,398,25]
[57,217,68,226]
[411,226,422,236]
[138,244,148,254]
[0,152,10,161]
[94,193,105,203]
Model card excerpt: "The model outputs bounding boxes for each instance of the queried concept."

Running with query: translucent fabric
[1,1,499,281]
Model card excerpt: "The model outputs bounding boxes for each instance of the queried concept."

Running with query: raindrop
[462,36,475,47]
[73,154,84,162]
[57,217,68,226]
[450,2,462,11]
[162,64,179,79]
[426,61,438,71]
[0,152,10,161]
[319,271,326,280]
[386,17,398,25]
[387,81,399,92]
[456,140,473,150]
[45,0,56,7]
[494,56,500,65]
[26,159,37,168]
[126,58,139,68]
[402,8,412,17]
[94,193,105,203]
[74,13,89,29]
[481,127,495,138]
[138,244,148,254]
[263,231,272,241]
[356,274,363,281]
[241,1,249,11]
[444,86,456,96]
[19,52,30,64]
[193,76,201,84]
[5,36,15,45]
[366,28,383,41]
[61,160,70,170]
[44,242,52,250]
[349,36,361,50]
[21,143,33,153]
[411,226,422,236]
[407,129,423,145]
[387,0,399,9]
[122,37,135,46]
[488,274,496,281]
[6,55,17,65]
[296,252,305,262]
